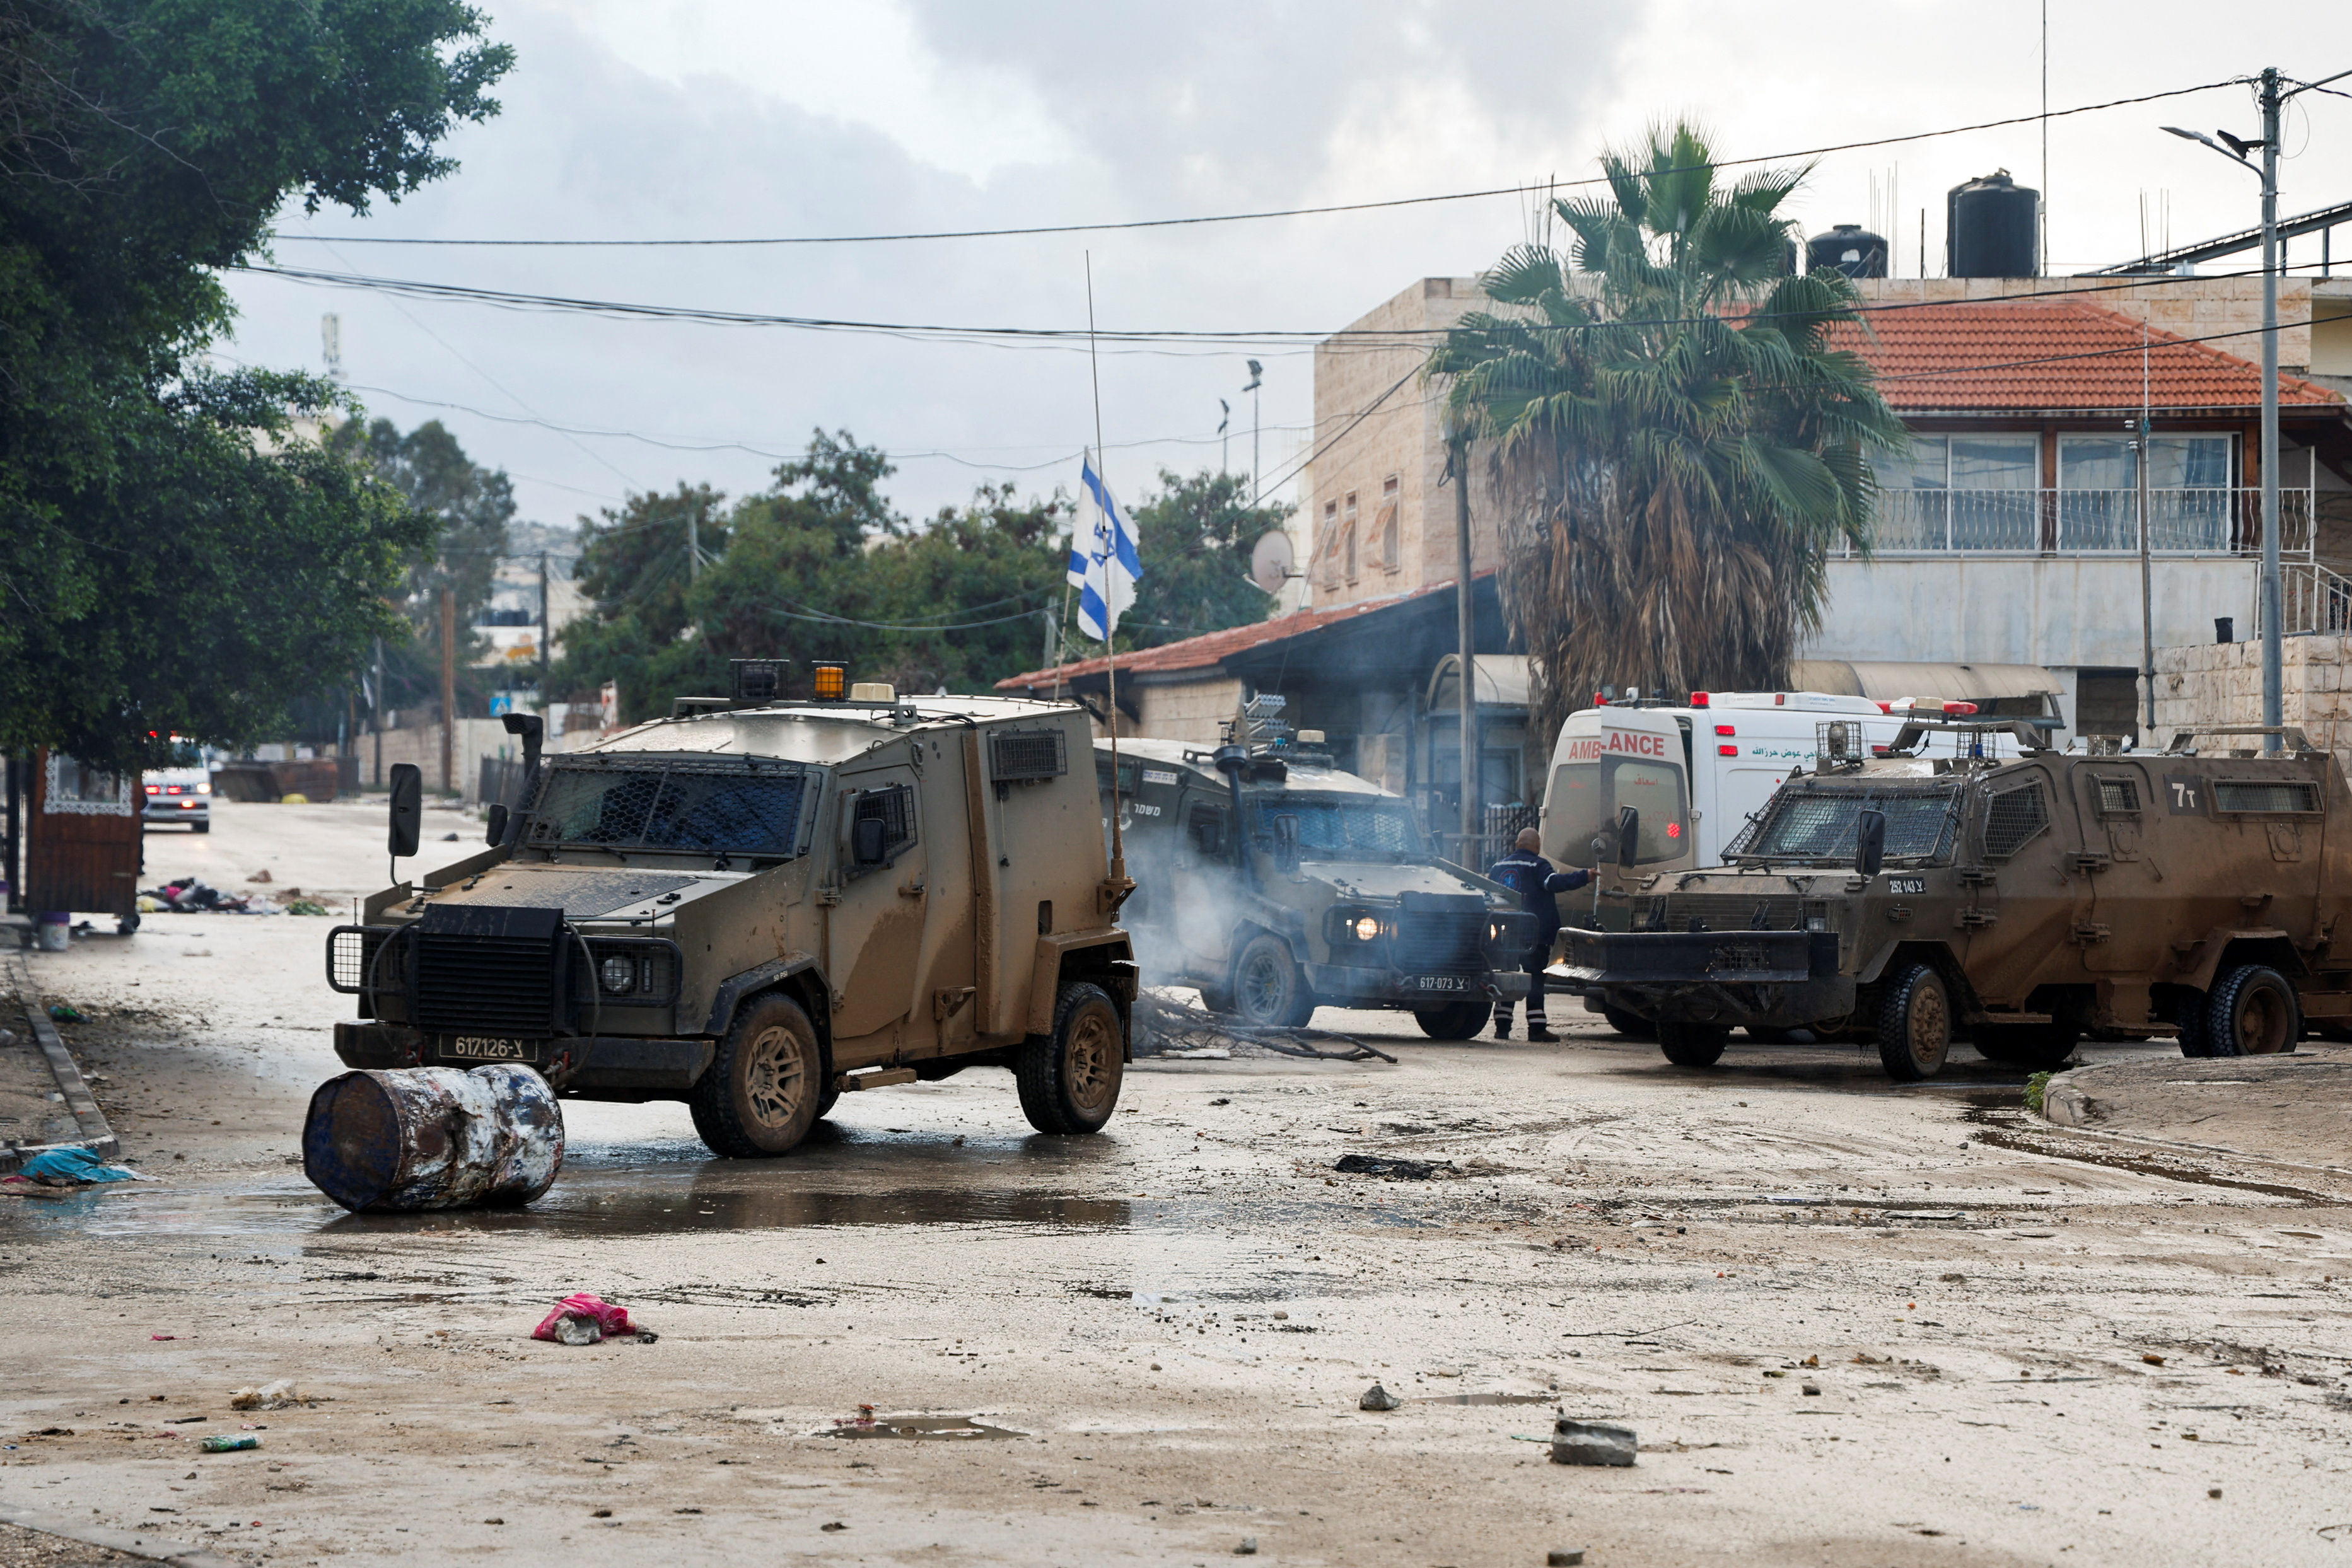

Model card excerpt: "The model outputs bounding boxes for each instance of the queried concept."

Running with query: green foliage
[328,417,517,630]
[555,437,1281,724]
[1426,120,1906,752]
[0,0,513,772]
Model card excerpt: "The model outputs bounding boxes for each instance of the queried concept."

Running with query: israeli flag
[1066,454,1142,644]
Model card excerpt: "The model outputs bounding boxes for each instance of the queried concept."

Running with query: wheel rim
[742,1025,806,1132]
[2236,983,2292,1055]
[1064,1006,1119,1113]
[1238,950,1287,1021]
[1907,980,1949,1071]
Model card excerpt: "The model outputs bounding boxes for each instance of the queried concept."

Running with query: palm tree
[1426,122,1906,751]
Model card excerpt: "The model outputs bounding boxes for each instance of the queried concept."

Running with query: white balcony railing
[1863,487,2315,557]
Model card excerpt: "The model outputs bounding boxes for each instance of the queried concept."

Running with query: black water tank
[1947,170,2039,277]
[1807,224,1888,279]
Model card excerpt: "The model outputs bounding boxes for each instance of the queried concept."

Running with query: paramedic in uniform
[1487,827,1590,1040]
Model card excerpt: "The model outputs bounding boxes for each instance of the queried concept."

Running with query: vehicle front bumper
[142,800,209,822]
[1559,929,1853,1027]
[334,1022,713,1099]
[1303,965,1528,1008]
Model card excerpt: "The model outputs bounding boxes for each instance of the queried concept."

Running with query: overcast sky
[221,1,2352,542]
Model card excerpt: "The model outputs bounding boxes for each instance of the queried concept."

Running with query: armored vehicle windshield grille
[1250,798,1423,860]
[526,760,808,857]
[993,728,1068,782]
[2215,780,2319,814]
[1396,908,1487,974]
[2095,778,2140,814]
[1643,894,1808,932]
[1982,782,2049,857]
[1732,786,1958,863]
[414,934,559,1035]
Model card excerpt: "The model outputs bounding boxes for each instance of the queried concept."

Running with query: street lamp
[2162,64,2352,751]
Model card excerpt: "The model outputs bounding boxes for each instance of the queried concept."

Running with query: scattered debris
[247,869,274,884]
[1802,1383,1822,1397]
[1334,1154,1451,1180]
[825,1415,1019,1441]
[1236,1538,1259,1555]
[199,1435,259,1453]
[45,1002,86,1023]
[2143,1354,2167,1366]
[1548,1552,1588,1567]
[821,1521,847,1532]
[1359,1383,1401,1412]
[230,1381,322,1411]
[533,1293,644,1345]
[15,1147,145,1185]
[1551,1419,1637,1468]
[1133,989,1398,1064]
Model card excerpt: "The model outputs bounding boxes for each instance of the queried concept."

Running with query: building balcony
[1858,486,2317,557]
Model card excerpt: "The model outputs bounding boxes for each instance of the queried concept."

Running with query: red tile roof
[1831,298,2344,414]
[996,575,1477,690]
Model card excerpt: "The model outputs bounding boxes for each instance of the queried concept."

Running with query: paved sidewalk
[0,943,120,1173]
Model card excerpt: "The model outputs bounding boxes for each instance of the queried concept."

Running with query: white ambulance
[1536,690,2017,886]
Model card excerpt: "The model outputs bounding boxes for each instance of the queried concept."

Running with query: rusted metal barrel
[302,1064,564,1212]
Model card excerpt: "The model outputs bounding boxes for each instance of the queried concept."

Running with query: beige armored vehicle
[328,666,1136,1156]
[1095,712,1534,1038]
[1563,720,2352,1079]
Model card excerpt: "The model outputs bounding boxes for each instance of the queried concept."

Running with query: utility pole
[2138,412,2156,741]
[371,637,385,787]
[687,503,700,583]
[537,551,550,693]
[439,588,457,796]
[1243,361,1264,500]
[2257,65,2283,751]
[1450,437,1477,867]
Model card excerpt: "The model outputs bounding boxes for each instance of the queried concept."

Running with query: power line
[264,76,2249,250]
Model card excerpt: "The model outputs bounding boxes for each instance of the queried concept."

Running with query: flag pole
[1085,253,1129,898]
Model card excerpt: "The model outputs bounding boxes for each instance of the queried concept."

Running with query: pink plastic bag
[531,1292,636,1343]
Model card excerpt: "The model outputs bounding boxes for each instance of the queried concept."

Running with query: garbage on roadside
[1333,1153,1453,1181]
[1550,1418,1637,1467]
[246,869,274,883]
[45,1002,86,1023]
[303,1064,563,1212]
[1359,1383,1401,1412]
[230,1380,322,1410]
[13,1147,146,1185]
[1133,988,1398,1065]
[138,878,277,915]
[532,1293,649,1345]
[199,1435,259,1453]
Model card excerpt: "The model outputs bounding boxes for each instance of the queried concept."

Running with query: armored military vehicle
[327,665,1136,1157]
[1562,720,2352,1079]
[1095,703,1534,1038]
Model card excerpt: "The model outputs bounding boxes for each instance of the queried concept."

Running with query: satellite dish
[1249,530,1295,594]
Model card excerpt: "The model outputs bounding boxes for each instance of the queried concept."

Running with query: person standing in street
[1487,827,1589,1041]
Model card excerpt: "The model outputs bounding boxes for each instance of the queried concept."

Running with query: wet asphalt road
[5,797,2352,1567]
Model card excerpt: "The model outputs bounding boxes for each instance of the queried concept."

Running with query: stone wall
[2152,635,2352,775]
[1133,676,1243,746]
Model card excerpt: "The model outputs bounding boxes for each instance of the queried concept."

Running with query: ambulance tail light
[1718,745,1738,757]
[1714,724,1735,736]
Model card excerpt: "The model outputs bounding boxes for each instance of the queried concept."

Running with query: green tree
[1425,122,1905,750]
[549,482,731,723]
[1115,468,1288,651]
[0,0,512,771]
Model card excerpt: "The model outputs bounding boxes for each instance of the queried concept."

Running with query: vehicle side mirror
[1616,806,1640,869]
[1272,813,1301,873]
[484,802,509,845]
[852,814,887,866]
[1856,808,1887,877]
[388,764,422,861]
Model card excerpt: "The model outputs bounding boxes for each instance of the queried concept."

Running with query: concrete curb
[1,944,122,1173]
[0,1499,246,1567]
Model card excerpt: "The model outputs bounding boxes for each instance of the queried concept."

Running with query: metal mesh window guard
[1732,787,1959,863]
[525,761,807,857]
[853,784,916,856]
[2095,778,2140,814]
[1981,783,2049,858]
[2213,781,2319,814]
[991,728,1068,782]
[1254,798,1423,860]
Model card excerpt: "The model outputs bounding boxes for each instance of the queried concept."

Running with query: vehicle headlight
[197,782,211,794]
[598,955,637,994]
[1351,914,1382,943]
[1805,915,1829,932]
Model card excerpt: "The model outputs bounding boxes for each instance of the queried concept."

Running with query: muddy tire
[1656,1021,1728,1067]
[2175,989,2215,1057]
[1973,1023,2079,1071]
[1016,981,1126,1134]
[1413,999,1494,1040]
[1875,963,1952,1081]
[689,994,824,1157]
[1196,980,1235,1015]
[1601,1004,1655,1040]
[1231,934,1315,1028]
[2205,965,2299,1057]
